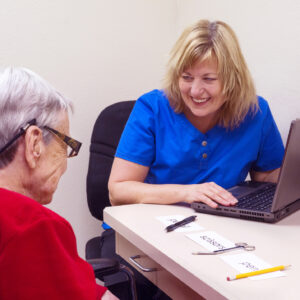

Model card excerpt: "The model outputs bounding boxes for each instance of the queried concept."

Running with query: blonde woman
[109,20,284,208]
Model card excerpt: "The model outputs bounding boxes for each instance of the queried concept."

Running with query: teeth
[193,98,208,103]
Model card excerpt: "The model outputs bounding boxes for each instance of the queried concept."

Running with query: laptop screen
[272,119,300,211]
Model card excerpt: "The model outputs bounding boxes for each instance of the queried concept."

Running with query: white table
[104,203,300,300]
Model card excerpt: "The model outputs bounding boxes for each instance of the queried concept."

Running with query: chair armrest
[87,258,120,280]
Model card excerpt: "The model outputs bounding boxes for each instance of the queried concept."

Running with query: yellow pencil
[227,265,291,281]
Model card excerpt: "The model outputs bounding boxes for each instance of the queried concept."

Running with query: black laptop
[191,119,300,223]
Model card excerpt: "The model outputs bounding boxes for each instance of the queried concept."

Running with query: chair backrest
[86,100,136,221]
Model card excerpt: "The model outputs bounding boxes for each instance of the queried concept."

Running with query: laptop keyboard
[236,184,276,211]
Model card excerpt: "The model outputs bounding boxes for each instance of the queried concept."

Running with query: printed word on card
[186,231,235,251]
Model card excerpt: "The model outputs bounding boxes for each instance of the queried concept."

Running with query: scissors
[192,242,255,255]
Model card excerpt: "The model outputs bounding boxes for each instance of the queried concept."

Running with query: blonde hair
[163,20,258,129]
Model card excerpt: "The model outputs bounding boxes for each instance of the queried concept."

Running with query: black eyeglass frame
[0,119,37,155]
[43,125,82,158]
[0,118,82,158]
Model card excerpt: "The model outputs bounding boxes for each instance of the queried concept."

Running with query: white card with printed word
[186,231,235,251]
[156,215,204,232]
[221,252,286,280]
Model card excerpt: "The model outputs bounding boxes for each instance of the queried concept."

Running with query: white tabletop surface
[104,203,300,300]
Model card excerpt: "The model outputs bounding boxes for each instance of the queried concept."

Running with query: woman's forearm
[108,158,237,207]
[108,180,237,207]
[109,181,187,206]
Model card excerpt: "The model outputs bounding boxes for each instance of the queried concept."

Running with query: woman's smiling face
[178,58,226,131]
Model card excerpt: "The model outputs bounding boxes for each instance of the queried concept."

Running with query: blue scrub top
[116,89,284,189]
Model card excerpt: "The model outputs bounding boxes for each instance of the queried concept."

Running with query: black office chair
[85,101,137,299]
[86,100,135,221]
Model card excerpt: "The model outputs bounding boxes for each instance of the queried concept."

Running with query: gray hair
[0,67,73,168]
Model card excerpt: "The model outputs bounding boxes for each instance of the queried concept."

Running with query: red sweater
[0,188,107,299]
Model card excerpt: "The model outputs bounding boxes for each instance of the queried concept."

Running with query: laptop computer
[191,119,300,223]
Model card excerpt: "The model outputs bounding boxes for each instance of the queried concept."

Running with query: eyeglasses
[43,125,82,158]
[0,119,82,158]
[0,119,37,155]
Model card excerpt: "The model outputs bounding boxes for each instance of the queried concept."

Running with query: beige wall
[1,0,300,257]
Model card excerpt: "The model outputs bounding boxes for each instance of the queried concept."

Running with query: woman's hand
[184,182,238,208]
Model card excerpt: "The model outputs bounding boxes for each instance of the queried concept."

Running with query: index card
[221,253,286,280]
[156,215,204,232]
[186,231,235,251]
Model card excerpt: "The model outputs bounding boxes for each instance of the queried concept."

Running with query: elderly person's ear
[24,126,44,169]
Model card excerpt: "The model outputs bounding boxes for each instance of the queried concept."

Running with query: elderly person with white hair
[0,67,117,300]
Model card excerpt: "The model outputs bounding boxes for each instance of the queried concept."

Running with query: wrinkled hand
[102,290,119,300]
[184,182,237,208]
